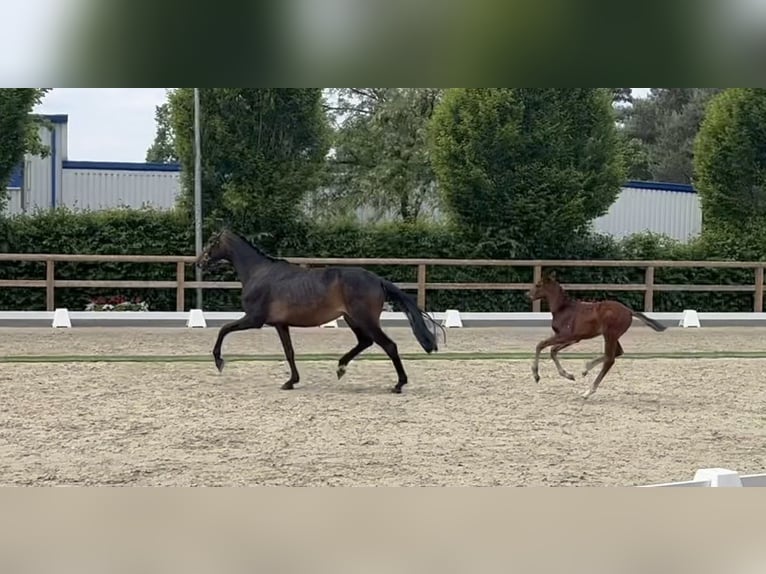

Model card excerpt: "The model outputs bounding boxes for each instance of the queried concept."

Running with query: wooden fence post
[417,264,427,309]
[46,259,55,311]
[176,261,186,312]
[532,265,542,312]
[644,266,655,312]
[755,267,764,313]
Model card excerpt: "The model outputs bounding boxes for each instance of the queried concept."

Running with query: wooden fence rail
[0,254,763,313]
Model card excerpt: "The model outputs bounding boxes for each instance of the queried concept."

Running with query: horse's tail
[380,279,444,353]
[631,309,667,332]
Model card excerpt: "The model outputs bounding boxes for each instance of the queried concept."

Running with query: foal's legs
[532,335,572,383]
[212,314,264,372]
[581,341,623,377]
[550,342,577,381]
[275,324,300,390]
[582,337,620,399]
[336,315,373,380]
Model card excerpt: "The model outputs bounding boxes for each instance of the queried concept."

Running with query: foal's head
[527,272,563,302]
[196,230,231,270]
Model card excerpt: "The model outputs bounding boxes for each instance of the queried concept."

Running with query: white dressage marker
[186,309,207,328]
[442,309,463,328]
[679,309,701,328]
[52,308,72,328]
[692,468,743,487]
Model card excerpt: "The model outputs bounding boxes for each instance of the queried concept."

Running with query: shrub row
[0,208,763,313]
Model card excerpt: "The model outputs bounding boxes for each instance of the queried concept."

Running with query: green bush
[0,209,762,313]
[694,88,766,229]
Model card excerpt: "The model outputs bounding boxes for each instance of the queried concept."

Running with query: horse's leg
[550,342,576,381]
[532,335,570,383]
[582,337,620,399]
[582,341,623,377]
[274,324,300,390]
[336,315,373,380]
[211,314,263,373]
[367,325,408,394]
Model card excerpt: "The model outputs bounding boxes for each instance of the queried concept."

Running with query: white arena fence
[3,309,766,328]
[640,468,766,487]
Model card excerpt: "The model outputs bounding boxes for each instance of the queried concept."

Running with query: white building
[4,114,181,215]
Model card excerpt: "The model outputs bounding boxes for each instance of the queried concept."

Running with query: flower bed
[84,295,150,312]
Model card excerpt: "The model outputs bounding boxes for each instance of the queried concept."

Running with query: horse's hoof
[581,390,593,399]
[391,386,403,394]
[281,381,295,390]
[336,365,346,380]
[565,372,575,381]
[533,374,540,384]
[581,370,588,378]
[214,357,225,373]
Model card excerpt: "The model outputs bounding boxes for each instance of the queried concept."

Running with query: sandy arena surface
[0,326,765,486]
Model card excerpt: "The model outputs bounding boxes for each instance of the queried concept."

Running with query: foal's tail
[631,310,667,332]
[380,279,444,353]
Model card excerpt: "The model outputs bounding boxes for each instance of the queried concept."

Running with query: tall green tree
[430,88,623,256]
[145,102,178,163]
[619,88,724,183]
[320,88,443,223]
[694,88,766,229]
[167,88,330,244]
[0,89,51,208]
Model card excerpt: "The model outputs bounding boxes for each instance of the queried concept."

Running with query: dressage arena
[1,324,765,486]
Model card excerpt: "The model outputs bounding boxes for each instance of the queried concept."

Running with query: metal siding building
[3,114,181,215]
[60,162,181,211]
[591,181,702,242]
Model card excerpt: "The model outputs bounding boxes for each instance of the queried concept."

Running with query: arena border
[3,350,766,363]
[3,310,766,328]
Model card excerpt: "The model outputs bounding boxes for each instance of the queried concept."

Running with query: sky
[33,88,653,163]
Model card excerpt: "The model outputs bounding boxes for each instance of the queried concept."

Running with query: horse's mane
[227,230,290,264]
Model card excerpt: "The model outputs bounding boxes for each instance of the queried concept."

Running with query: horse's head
[527,271,559,301]
[196,230,229,270]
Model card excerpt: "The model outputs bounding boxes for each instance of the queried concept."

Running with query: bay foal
[196,230,443,394]
[528,273,667,399]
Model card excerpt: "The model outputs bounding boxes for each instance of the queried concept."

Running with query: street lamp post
[194,88,203,309]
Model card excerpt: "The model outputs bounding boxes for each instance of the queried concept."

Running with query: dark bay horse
[527,273,667,399]
[196,230,443,394]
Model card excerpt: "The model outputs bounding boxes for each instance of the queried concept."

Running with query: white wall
[60,163,180,211]
[592,182,701,242]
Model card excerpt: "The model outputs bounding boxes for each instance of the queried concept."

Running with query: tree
[145,102,178,163]
[430,88,624,256]
[320,88,443,223]
[694,88,766,229]
[167,89,329,245]
[0,89,51,208]
[619,88,724,183]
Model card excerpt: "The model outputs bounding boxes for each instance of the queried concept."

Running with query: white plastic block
[442,309,463,328]
[693,468,742,487]
[186,309,207,328]
[320,319,339,328]
[679,309,701,328]
[52,308,71,328]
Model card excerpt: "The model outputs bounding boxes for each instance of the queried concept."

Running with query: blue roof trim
[63,160,182,172]
[625,180,697,194]
[33,114,69,124]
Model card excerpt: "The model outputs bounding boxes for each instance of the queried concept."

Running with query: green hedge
[0,208,763,313]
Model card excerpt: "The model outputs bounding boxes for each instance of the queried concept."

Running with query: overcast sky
[33,88,652,163]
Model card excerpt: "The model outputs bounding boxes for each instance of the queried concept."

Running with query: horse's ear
[544,270,557,282]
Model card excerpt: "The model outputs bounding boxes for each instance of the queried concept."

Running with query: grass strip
[1,351,766,363]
